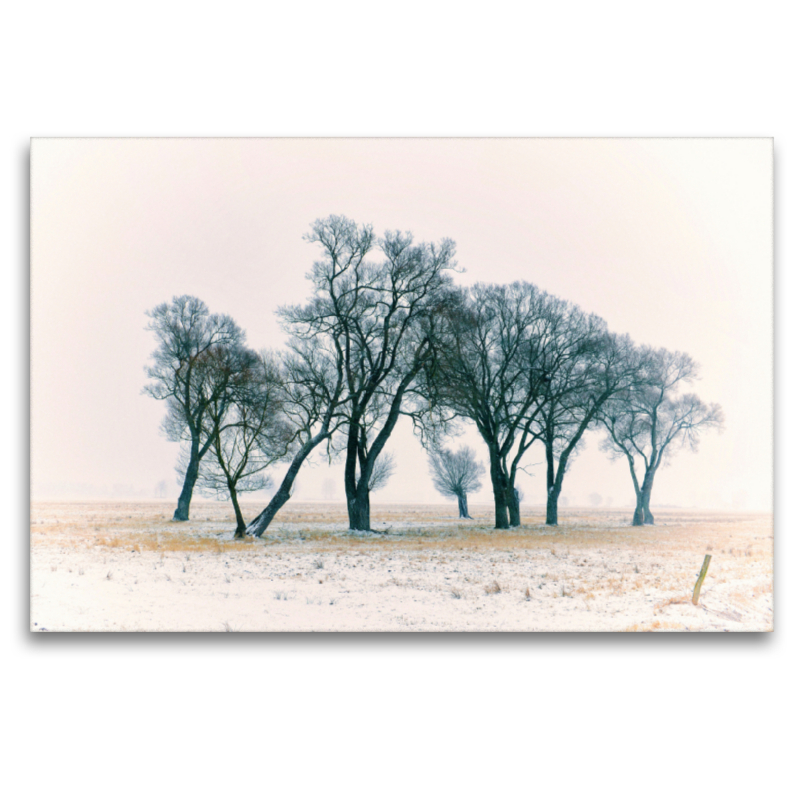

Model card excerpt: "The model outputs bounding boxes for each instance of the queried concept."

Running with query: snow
[30,501,773,632]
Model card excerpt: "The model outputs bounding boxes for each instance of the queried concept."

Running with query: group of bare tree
[425,284,722,527]
[144,215,723,535]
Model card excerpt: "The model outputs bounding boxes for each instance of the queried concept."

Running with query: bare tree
[282,215,457,531]
[530,327,646,526]
[144,296,247,521]
[428,446,485,518]
[190,350,290,537]
[244,338,349,537]
[428,282,556,528]
[599,348,723,525]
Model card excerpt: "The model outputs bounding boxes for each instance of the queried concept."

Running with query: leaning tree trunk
[245,483,293,538]
[245,433,326,538]
[173,438,200,521]
[229,484,246,538]
[507,486,521,528]
[457,492,471,519]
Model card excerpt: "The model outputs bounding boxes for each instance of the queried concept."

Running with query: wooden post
[692,554,712,605]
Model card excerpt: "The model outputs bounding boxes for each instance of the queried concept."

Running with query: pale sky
[30,138,772,512]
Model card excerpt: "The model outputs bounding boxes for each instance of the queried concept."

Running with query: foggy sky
[30,138,772,511]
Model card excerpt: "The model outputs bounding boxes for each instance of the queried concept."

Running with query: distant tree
[191,350,291,537]
[154,479,168,499]
[428,446,485,519]
[589,492,602,507]
[282,215,456,531]
[599,348,723,526]
[144,296,248,521]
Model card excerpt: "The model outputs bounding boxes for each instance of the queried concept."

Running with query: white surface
[30,506,773,633]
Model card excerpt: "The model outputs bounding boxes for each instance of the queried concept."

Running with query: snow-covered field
[30,501,773,632]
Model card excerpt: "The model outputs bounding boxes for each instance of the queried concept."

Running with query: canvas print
[30,138,773,632]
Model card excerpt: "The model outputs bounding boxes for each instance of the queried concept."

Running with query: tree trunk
[344,368,419,532]
[546,486,560,526]
[625,453,645,526]
[488,451,509,529]
[631,468,657,526]
[631,492,645,526]
[545,441,559,526]
[347,484,371,531]
[245,483,292,538]
[507,486,521,527]
[230,484,246,538]
[493,492,509,529]
[245,434,323,538]
[344,420,368,531]
[344,446,372,530]
[641,479,655,525]
[173,438,200,521]
[457,492,471,519]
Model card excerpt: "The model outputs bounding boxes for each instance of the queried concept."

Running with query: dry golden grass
[30,500,772,577]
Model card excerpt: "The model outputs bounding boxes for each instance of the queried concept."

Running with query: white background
[4,2,796,799]
[29,137,773,512]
